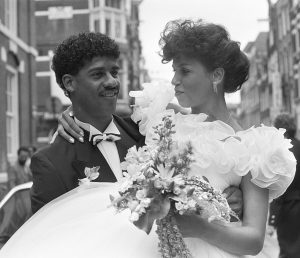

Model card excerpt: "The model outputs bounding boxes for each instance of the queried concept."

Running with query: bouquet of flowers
[110,115,238,258]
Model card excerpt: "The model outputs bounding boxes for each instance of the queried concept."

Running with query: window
[4,0,17,34]
[94,19,100,32]
[292,33,297,52]
[115,19,121,38]
[278,14,283,39]
[6,68,19,160]
[93,0,100,7]
[282,11,287,36]
[295,78,299,98]
[298,28,300,50]
[297,77,300,99]
[105,18,111,36]
[105,0,121,9]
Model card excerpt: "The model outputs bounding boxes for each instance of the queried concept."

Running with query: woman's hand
[173,213,205,238]
[57,106,84,143]
[223,186,243,219]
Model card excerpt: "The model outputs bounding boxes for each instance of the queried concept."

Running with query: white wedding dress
[0,84,296,258]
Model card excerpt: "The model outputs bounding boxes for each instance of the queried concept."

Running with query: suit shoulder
[113,115,143,141]
[33,135,75,162]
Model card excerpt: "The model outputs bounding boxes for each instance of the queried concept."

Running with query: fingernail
[79,137,84,142]
[69,111,74,117]
[80,131,84,136]
[69,138,74,143]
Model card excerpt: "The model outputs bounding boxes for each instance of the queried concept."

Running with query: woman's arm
[175,173,269,256]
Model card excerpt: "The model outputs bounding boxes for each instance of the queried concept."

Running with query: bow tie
[90,133,121,145]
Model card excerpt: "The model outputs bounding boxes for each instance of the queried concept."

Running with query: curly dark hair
[159,19,250,93]
[51,32,120,92]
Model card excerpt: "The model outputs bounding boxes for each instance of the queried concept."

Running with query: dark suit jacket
[275,138,300,257]
[30,116,145,213]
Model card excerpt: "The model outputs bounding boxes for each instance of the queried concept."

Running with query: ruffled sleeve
[236,125,296,201]
[130,81,175,135]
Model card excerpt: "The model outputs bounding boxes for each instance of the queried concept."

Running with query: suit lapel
[114,119,139,163]
[72,134,94,179]
[71,131,116,182]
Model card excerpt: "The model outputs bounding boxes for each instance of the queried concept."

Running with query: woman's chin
[177,101,191,108]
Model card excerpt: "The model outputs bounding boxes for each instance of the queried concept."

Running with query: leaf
[202,176,209,183]
[109,195,115,202]
[89,172,100,181]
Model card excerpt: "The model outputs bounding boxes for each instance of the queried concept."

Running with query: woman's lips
[175,91,184,96]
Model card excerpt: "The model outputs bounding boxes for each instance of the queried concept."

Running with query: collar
[74,117,120,142]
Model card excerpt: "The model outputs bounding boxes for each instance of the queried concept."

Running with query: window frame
[4,0,17,35]
[5,65,19,162]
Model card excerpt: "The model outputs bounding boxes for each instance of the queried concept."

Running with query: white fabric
[75,118,123,181]
[0,186,278,258]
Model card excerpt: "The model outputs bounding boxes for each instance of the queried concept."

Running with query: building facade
[34,0,144,145]
[240,33,269,129]
[0,0,37,177]
[290,0,300,131]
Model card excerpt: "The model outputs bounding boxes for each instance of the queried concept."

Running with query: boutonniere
[78,166,100,186]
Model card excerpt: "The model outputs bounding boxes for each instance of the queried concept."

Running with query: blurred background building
[240,0,300,133]
[0,0,37,178]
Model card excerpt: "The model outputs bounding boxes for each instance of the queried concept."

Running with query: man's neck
[74,109,113,133]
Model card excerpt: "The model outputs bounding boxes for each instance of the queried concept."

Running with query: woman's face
[171,55,214,108]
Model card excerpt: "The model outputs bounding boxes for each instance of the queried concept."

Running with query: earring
[213,82,218,94]
[64,90,70,97]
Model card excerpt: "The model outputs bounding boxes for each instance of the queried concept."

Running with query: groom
[30,32,145,213]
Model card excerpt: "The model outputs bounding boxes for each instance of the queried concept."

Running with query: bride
[0,19,296,258]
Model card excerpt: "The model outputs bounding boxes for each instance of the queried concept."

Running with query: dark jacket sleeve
[30,152,66,214]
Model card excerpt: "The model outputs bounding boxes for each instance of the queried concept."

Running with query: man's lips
[99,89,119,97]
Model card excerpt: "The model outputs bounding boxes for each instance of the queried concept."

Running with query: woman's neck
[191,94,230,123]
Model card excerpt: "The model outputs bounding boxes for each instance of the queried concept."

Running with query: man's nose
[104,73,119,88]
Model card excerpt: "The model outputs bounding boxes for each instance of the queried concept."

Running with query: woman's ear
[212,68,225,85]
[62,74,75,94]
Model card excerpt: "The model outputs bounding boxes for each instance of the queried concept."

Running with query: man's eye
[92,72,104,78]
[111,71,119,78]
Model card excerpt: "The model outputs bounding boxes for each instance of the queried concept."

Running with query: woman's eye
[181,68,190,74]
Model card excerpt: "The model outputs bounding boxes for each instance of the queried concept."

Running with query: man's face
[71,56,120,116]
[18,150,29,166]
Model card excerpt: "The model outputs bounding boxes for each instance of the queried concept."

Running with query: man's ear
[212,68,225,85]
[62,74,75,94]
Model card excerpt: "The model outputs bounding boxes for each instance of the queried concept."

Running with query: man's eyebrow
[112,65,120,70]
[88,67,105,73]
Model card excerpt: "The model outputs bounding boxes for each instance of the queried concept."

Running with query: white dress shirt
[74,117,123,181]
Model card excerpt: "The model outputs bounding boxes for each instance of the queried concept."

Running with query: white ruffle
[130,81,175,136]
[237,125,296,201]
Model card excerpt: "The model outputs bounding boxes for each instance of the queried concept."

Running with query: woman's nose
[171,74,180,86]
